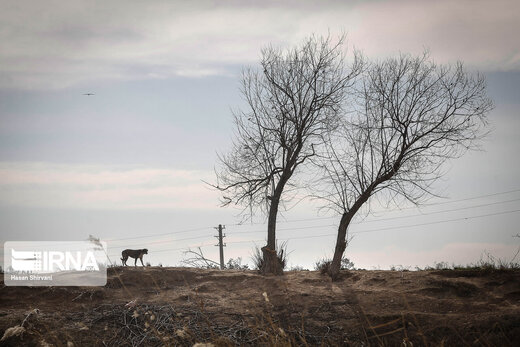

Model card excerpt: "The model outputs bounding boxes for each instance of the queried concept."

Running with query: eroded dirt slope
[1,267,519,346]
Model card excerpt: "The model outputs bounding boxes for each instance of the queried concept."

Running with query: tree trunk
[260,193,284,275]
[260,170,293,276]
[328,192,371,280]
[328,212,352,280]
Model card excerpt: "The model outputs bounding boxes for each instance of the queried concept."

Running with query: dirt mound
[1,268,519,346]
[419,279,479,298]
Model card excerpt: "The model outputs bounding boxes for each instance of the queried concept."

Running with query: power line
[105,226,210,242]
[106,223,335,249]
[105,208,520,256]
[229,197,520,235]
[107,234,213,248]
[351,209,520,235]
[227,208,520,244]
[103,197,520,249]
[2,193,518,253]
[419,188,520,206]
[227,188,520,226]
[350,197,520,224]
[101,188,520,243]
[231,223,336,235]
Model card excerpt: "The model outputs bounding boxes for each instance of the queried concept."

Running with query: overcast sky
[1,0,519,270]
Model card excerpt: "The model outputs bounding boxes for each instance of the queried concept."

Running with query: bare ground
[0,267,519,346]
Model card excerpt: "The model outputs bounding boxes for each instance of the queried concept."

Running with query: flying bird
[83,93,95,96]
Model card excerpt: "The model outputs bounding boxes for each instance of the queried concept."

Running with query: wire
[104,208,520,255]
[350,197,520,224]
[105,226,211,242]
[226,208,520,244]
[419,188,520,206]
[351,209,520,235]
[226,188,520,226]
[228,197,520,235]
[103,195,520,249]
[108,234,216,248]
[99,187,520,243]
[2,192,518,252]
[231,223,336,235]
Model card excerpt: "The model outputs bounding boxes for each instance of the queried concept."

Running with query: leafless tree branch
[181,248,220,269]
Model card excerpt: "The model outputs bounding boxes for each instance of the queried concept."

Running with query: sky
[1,0,519,270]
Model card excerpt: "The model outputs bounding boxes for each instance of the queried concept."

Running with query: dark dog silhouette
[121,249,148,266]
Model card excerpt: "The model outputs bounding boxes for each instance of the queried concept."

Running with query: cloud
[0,162,219,210]
[348,0,520,70]
[0,0,518,90]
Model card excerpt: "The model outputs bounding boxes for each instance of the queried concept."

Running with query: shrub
[315,257,355,274]
[225,257,249,270]
[434,261,450,270]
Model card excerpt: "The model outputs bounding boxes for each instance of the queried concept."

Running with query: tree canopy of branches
[214,35,362,275]
[316,53,493,279]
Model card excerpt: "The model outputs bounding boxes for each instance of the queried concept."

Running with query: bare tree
[214,35,363,275]
[315,53,493,279]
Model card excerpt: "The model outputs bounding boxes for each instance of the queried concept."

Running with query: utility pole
[214,224,226,270]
